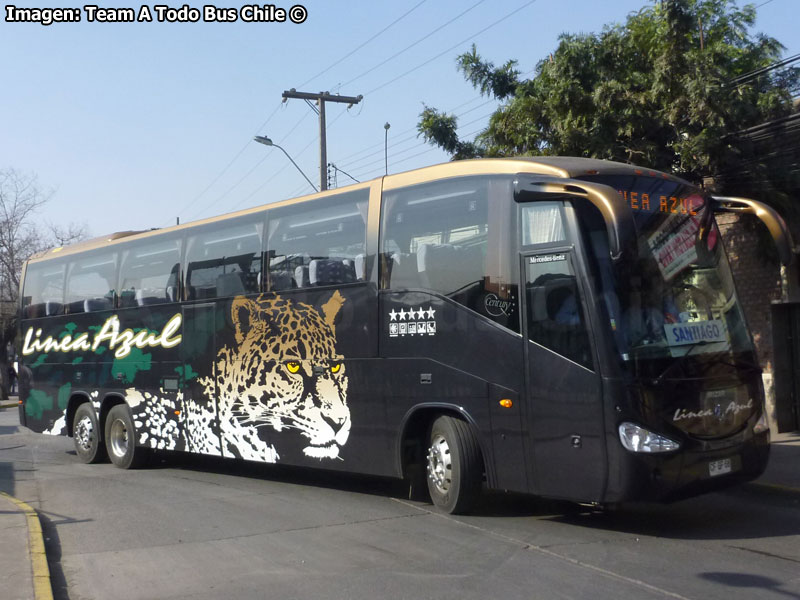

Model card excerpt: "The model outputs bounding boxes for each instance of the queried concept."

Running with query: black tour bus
[17,157,792,514]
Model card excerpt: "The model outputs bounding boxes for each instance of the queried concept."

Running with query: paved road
[1,407,799,600]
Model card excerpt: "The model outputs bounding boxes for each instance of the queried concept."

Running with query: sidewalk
[751,430,800,492]
[0,397,52,600]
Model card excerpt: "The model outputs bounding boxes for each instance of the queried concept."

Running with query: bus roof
[28,156,687,264]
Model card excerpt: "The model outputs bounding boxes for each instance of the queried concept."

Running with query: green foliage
[418,105,483,160]
[418,0,798,209]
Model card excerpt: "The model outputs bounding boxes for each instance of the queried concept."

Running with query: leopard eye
[286,361,301,374]
[330,363,342,374]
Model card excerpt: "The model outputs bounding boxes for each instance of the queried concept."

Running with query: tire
[105,404,148,469]
[426,415,483,514]
[72,402,107,464]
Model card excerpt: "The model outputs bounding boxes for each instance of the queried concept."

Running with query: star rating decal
[387,305,437,338]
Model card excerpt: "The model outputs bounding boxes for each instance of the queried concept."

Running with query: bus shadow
[0,460,16,497]
[544,487,800,541]
[148,450,411,501]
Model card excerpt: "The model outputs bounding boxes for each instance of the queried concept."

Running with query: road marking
[0,492,54,600]
[392,498,693,600]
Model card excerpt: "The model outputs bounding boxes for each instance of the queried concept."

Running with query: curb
[0,492,54,600]
[0,402,19,409]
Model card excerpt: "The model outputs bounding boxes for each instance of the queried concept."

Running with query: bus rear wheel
[73,402,107,464]
[425,415,482,514]
[105,404,148,469]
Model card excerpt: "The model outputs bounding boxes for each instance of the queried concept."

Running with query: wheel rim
[427,433,452,494]
[109,418,129,458]
[75,415,95,453]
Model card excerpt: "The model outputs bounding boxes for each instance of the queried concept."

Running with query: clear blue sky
[0,0,796,237]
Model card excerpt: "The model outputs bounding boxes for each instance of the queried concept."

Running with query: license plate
[709,458,732,477]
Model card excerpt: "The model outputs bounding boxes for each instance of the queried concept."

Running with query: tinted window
[186,219,263,300]
[21,261,66,318]
[381,176,518,331]
[65,252,117,313]
[119,236,182,307]
[267,189,368,290]
[525,251,593,368]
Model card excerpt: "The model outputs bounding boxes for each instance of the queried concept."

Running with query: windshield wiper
[708,356,762,375]
[652,341,716,386]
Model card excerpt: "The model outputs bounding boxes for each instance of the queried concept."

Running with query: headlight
[753,411,770,435]
[618,422,680,453]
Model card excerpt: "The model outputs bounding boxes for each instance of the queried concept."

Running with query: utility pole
[282,89,363,191]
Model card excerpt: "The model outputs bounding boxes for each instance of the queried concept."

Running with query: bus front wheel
[73,402,107,464]
[105,404,148,469]
[425,415,482,514]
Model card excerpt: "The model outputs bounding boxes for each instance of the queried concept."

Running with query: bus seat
[216,272,246,297]
[269,270,294,291]
[136,289,163,306]
[353,254,366,281]
[23,303,44,319]
[66,300,86,314]
[529,278,578,323]
[45,301,63,316]
[119,290,137,308]
[294,265,309,288]
[388,252,421,290]
[84,297,113,312]
[309,259,356,286]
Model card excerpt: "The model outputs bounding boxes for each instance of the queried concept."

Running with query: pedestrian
[8,362,17,394]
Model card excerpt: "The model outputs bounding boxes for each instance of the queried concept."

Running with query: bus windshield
[581,175,754,366]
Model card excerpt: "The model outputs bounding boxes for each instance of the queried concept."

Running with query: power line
[340,0,486,89]
[728,53,800,86]
[179,3,539,222]
[338,99,495,169]
[174,2,433,224]
[337,101,497,173]
[298,0,428,88]
[172,102,285,224]
[186,110,313,221]
[225,107,353,213]
[332,95,489,166]
[364,0,539,97]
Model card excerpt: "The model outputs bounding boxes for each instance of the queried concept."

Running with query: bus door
[522,249,606,501]
[180,302,222,456]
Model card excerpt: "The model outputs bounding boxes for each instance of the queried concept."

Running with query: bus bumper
[606,430,770,503]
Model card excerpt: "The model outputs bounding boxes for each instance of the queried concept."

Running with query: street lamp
[253,136,319,193]
[384,122,390,175]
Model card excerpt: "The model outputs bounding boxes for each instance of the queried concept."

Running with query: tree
[0,169,87,399]
[418,0,799,212]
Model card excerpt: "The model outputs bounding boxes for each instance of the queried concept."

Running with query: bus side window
[381,176,518,331]
[381,179,488,302]
[185,219,263,300]
[21,262,66,318]
[267,190,368,291]
[65,252,118,314]
[119,236,182,307]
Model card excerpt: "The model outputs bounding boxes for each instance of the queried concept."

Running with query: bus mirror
[515,179,636,262]
[711,196,794,266]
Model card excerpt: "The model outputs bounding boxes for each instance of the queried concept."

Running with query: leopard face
[205,291,350,461]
